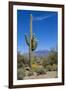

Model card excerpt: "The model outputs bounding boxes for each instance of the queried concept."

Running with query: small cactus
[25,14,37,68]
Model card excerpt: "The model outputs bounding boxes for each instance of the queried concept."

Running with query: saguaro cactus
[25,14,37,68]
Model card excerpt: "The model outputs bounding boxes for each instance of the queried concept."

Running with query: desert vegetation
[17,48,58,80]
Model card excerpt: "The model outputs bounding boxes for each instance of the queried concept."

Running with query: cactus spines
[25,14,37,68]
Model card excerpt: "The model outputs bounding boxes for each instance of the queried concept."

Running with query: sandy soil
[24,71,57,79]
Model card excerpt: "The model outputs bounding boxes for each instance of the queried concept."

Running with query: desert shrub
[25,70,33,76]
[48,49,58,65]
[28,71,33,76]
[46,65,52,71]
[17,56,23,68]
[31,56,36,64]
[17,68,25,80]
[22,57,29,65]
[36,57,42,65]
[42,57,49,67]
[46,64,57,71]
[35,66,46,75]
[17,62,24,68]
[25,66,33,76]
[32,64,38,70]
[32,63,42,72]
[17,53,25,68]
[52,64,57,71]
[17,52,29,69]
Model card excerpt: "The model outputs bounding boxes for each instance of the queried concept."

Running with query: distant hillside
[34,50,50,57]
[23,50,50,57]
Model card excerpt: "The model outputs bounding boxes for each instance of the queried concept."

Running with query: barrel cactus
[25,14,37,68]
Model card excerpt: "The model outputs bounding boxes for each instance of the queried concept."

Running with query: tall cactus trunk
[25,14,37,68]
[29,14,32,68]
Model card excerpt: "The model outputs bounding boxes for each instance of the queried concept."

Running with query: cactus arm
[31,34,37,51]
[32,41,37,51]
[25,34,30,46]
[31,37,37,51]
[33,40,37,51]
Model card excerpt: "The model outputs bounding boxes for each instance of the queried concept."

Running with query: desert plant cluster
[17,48,58,80]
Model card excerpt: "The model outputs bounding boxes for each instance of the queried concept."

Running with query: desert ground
[24,71,57,79]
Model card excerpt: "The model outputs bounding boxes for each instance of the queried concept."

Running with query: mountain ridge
[23,50,50,57]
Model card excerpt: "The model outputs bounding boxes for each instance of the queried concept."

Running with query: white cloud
[33,15,53,21]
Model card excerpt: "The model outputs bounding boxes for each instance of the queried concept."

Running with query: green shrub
[17,52,29,69]
[46,64,57,71]
[52,64,57,71]
[17,62,24,68]
[25,66,33,76]
[48,49,58,65]
[25,71,33,76]
[17,68,25,80]
[46,65,52,71]
[42,57,48,67]
[35,66,46,75]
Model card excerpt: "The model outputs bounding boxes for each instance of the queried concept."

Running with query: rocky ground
[24,71,57,80]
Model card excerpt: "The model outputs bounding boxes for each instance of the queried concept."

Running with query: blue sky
[17,10,58,54]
